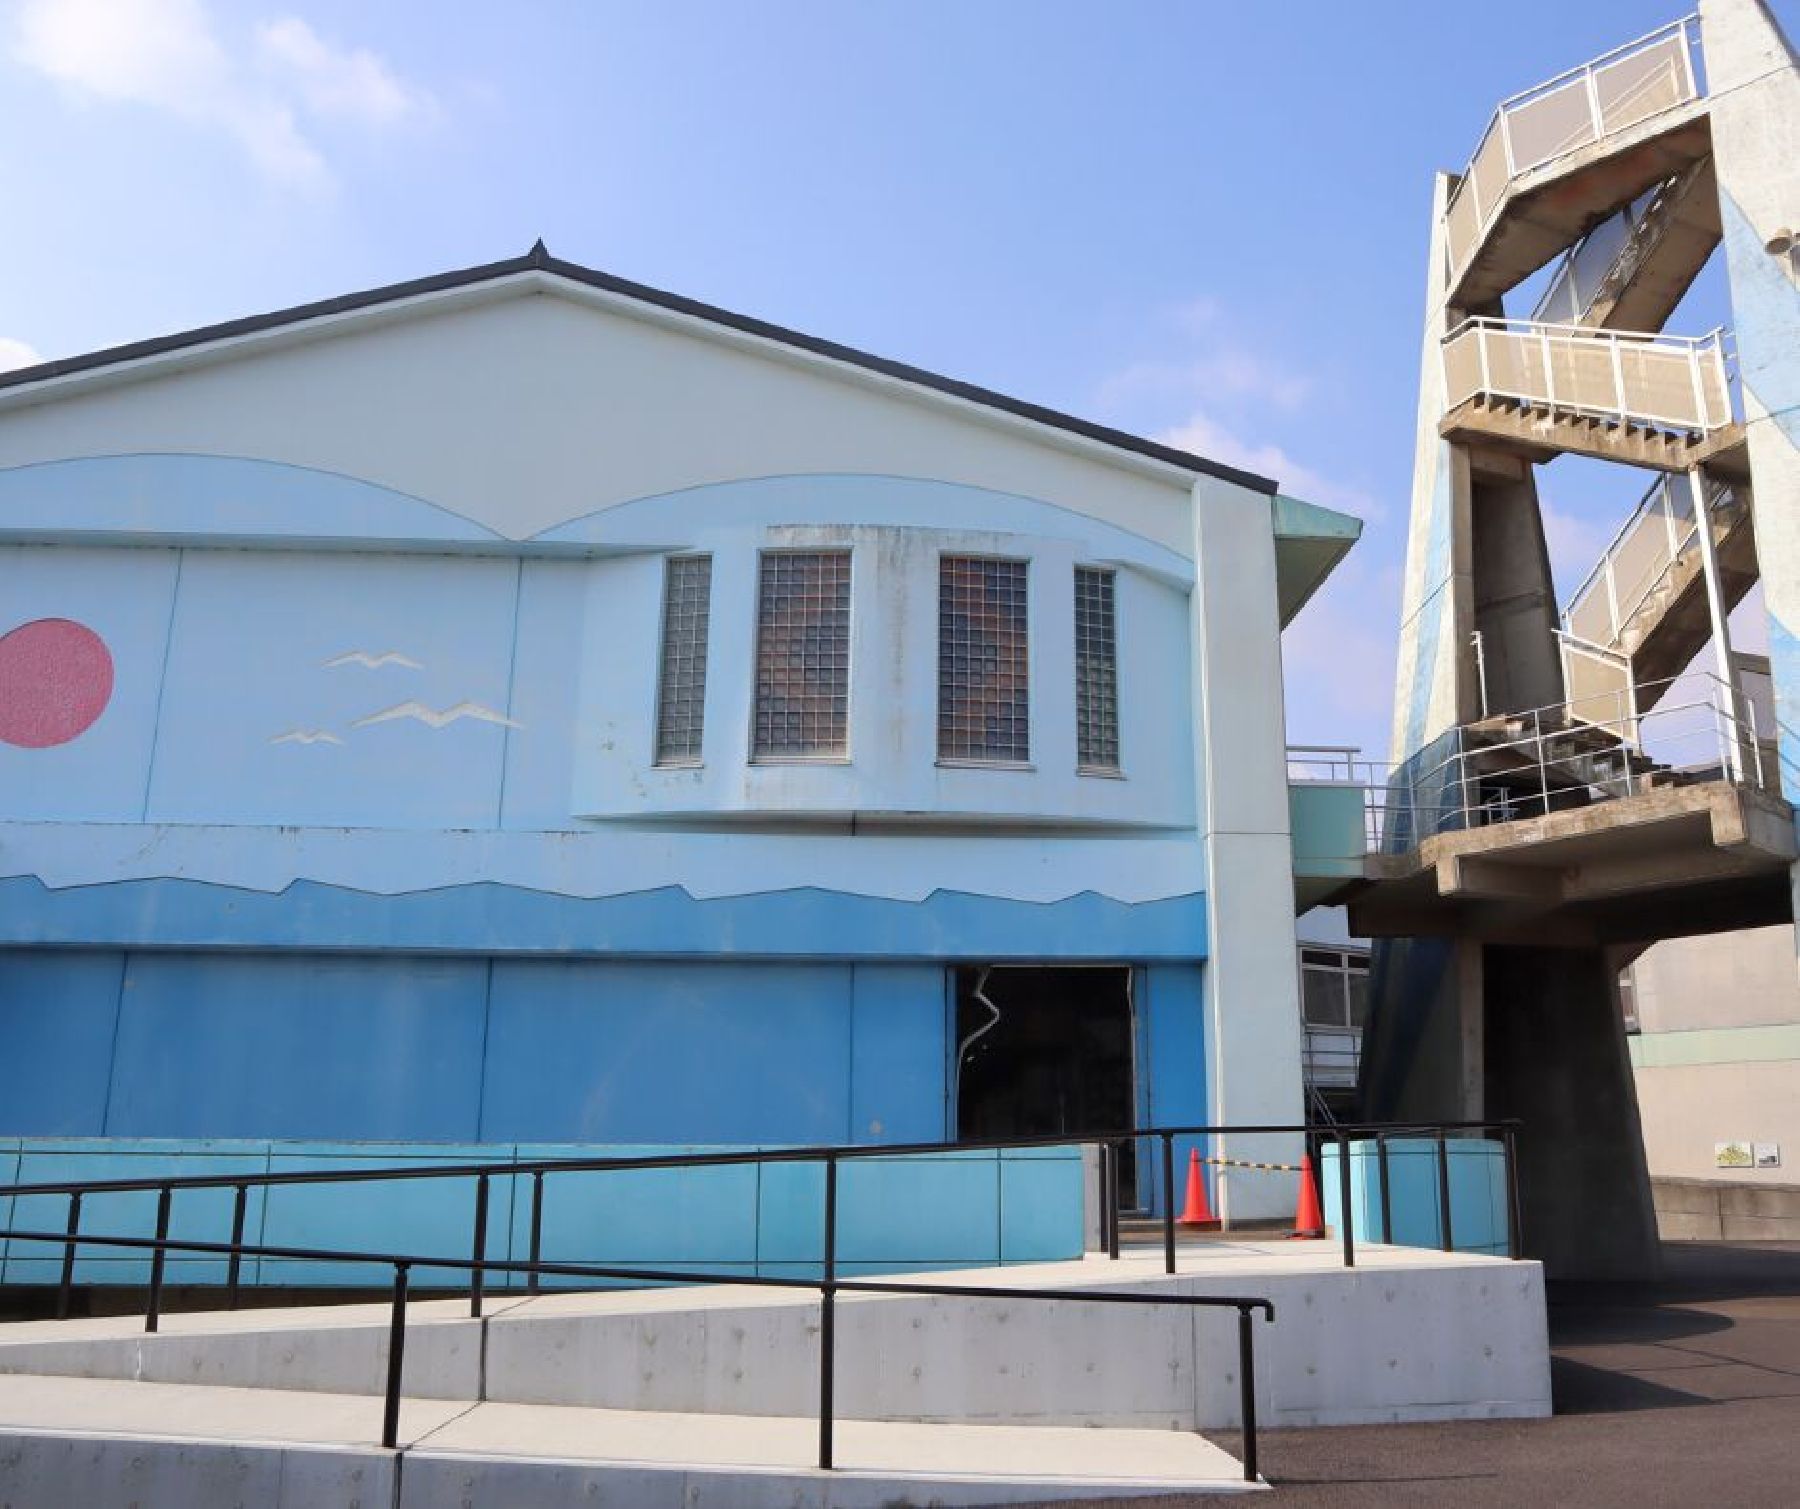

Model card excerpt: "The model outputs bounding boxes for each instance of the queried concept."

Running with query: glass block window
[753,550,852,759]
[1075,566,1119,771]
[938,555,1030,763]
[654,555,712,765]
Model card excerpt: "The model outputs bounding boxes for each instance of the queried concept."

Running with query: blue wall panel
[0,877,1207,963]
[103,954,489,1141]
[498,559,586,830]
[0,546,178,822]
[1141,964,1208,1217]
[480,961,855,1144]
[0,951,125,1135]
[848,965,949,1143]
[145,551,520,830]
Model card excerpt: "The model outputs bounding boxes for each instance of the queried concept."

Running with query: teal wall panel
[0,1141,1087,1288]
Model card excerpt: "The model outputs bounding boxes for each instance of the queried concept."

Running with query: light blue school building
[0,247,1360,1269]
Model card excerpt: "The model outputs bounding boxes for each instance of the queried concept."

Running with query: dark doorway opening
[952,965,1139,1205]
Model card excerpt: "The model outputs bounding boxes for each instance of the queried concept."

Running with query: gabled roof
[0,241,1278,496]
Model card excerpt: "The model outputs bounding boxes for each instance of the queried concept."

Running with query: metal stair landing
[1439,316,1736,470]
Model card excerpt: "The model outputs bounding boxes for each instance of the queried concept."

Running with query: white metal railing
[1322,671,1766,858]
[1441,317,1734,434]
[1302,1027,1362,1089]
[1285,744,1367,783]
[1531,180,1670,325]
[1444,15,1703,281]
[1556,629,1638,738]
[1562,472,1741,651]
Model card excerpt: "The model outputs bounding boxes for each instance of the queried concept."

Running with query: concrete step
[0,1373,1261,1506]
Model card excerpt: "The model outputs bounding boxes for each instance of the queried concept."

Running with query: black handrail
[0,1222,1277,1482]
[0,1119,1524,1317]
[0,1119,1522,1199]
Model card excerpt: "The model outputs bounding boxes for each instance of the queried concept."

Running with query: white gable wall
[0,280,1199,553]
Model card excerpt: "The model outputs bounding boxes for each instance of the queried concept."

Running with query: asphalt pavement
[1057,1241,1800,1508]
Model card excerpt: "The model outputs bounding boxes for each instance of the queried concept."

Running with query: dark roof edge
[0,248,1279,496]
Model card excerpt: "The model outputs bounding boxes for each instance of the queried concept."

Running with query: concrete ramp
[0,1243,1552,1503]
[0,1374,1260,1506]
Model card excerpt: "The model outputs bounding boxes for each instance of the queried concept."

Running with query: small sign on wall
[1754,1144,1781,1170]
[1715,1142,1753,1168]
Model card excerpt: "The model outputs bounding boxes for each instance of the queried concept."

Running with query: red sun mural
[0,618,115,749]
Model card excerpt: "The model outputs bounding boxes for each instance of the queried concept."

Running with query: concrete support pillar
[1190,474,1305,1222]
[1455,938,1485,1119]
[1483,945,1660,1280]
[1699,0,1800,961]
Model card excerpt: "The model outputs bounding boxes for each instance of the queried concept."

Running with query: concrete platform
[0,1240,1553,1429]
[0,1374,1259,1506]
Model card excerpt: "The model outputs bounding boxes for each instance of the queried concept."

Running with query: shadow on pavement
[1549,1353,1711,1414]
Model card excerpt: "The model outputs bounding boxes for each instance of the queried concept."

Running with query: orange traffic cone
[1289,1155,1326,1239]
[1177,1148,1218,1229]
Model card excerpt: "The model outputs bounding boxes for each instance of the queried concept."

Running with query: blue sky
[4,0,1792,759]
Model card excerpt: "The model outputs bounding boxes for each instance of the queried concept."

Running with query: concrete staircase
[1442,394,1741,472]
[1457,712,1673,819]
[1532,157,1721,336]
[1610,490,1757,705]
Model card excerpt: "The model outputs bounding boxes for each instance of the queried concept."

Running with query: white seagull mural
[270,729,344,746]
[324,650,423,670]
[352,701,522,731]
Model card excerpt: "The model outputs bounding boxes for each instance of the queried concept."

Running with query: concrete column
[1390,174,1472,766]
[1190,474,1305,1221]
[1699,0,1800,948]
[1455,938,1485,1119]
[1483,945,1660,1280]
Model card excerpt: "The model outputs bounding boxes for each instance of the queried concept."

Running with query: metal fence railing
[1563,472,1742,653]
[1444,15,1703,282]
[1441,317,1734,434]
[1287,668,1770,857]
[0,1118,1530,1480]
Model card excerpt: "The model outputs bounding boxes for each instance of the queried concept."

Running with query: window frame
[1074,563,1122,777]
[748,546,855,765]
[651,553,714,768]
[1298,946,1371,1030]
[935,551,1033,770]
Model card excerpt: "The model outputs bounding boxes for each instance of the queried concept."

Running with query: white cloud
[0,337,43,372]
[1095,296,1380,519]
[10,0,434,190]
[1101,350,1311,416]
[256,16,434,129]
[1158,408,1380,520]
